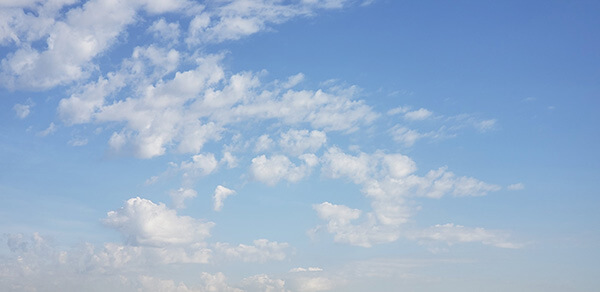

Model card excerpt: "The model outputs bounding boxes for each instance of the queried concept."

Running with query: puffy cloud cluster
[314,146,508,247]
[250,154,319,185]
[103,197,214,247]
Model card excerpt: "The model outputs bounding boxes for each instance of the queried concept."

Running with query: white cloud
[390,125,426,147]
[148,18,180,44]
[255,134,274,152]
[241,274,288,292]
[474,118,497,132]
[215,239,290,263]
[387,106,409,115]
[37,122,56,137]
[313,202,399,247]
[507,183,525,190]
[13,101,33,118]
[170,188,198,209]
[138,273,242,292]
[317,147,505,247]
[282,72,305,89]
[0,0,195,90]
[221,151,239,168]
[213,185,236,211]
[404,108,433,121]
[180,153,219,177]
[250,154,316,185]
[288,276,337,292]
[410,223,521,249]
[279,129,327,156]
[68,137,88,147]
[103,197,214,247]
[320,147,376,184]
[290,267,324,273]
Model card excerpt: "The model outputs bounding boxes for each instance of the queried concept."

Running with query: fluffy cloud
[215,239,290,263]
[250,154,318,185]
[13,101,33,118]
[103,197,214,247]
[241,274,288,292]
[213,185,236,211]
[279,129,327,156]
[313,202,399,247]
[316,147,507,247]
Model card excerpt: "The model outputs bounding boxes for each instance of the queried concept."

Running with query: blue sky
[1,0,599,291]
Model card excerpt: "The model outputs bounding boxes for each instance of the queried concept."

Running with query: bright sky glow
[1,0,599,291]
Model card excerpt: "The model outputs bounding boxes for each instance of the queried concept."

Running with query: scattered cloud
[13,100,34,118]
[169,188,198,209]
[215,239,290,263]
[507,183,525,191]
[404,108,433,121]
[279,129,327,156]
[213,185,236,211]
[103,197,214,247]
[410,223,522,249]
[250,154,317,185]
[37,122,56,137]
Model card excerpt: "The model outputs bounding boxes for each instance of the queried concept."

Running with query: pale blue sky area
[1,0,599,291]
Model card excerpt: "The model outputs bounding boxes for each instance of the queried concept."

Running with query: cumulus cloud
[241,274,288,292]
[250,154,317,185]
[103,197,214,247]
[213,185,236,211]
[55,48,374,158]
[279,129,327,156]
[180,153,219,177]
[316,147,505,247]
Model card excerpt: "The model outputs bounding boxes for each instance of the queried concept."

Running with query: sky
[0,0,599,291]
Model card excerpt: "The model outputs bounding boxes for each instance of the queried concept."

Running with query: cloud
[410,223,521,249]
[507,183,525,190]
[180,153,219,177]
[241,274,288,292]
[0,0,195,90]
[148,18,180,44]
[37,122,56,137]
[290,267,324,273]
[13,101,33,118]
[255,134,274,152]
[103,197,214,247]
[316,147,504,247]
[169,188,198,209]
[68,137,88,146]
[215,239,290,263]
[55,48,375,158]
[279,129,327,156]
[404,108,433,121]
[213,185,236,211]
[250,154,317,185]
[390,126,427,147]
[312,202,399,247]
